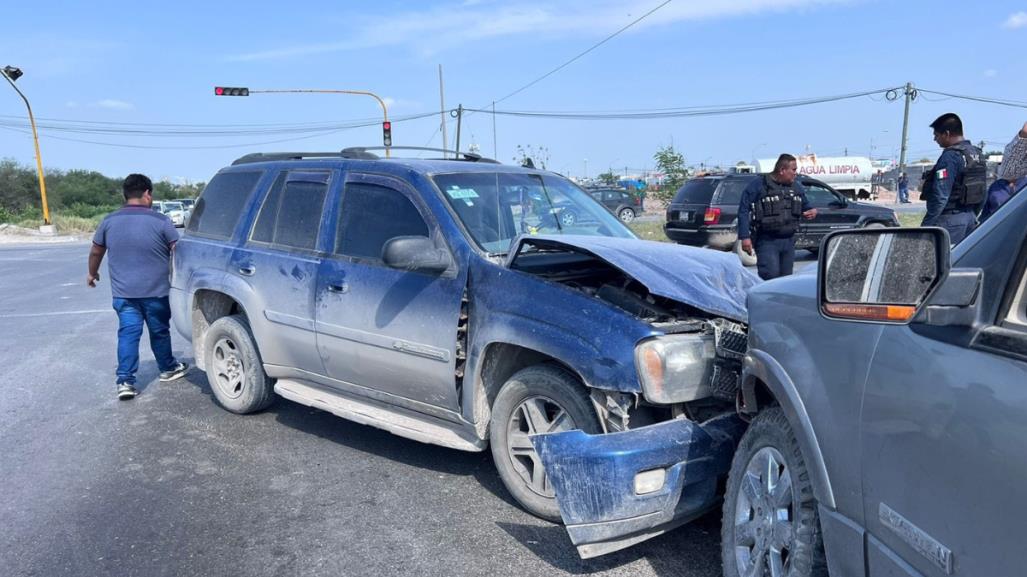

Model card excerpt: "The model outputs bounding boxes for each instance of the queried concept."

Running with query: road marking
[60,282,78,287]
[0,309,109,318]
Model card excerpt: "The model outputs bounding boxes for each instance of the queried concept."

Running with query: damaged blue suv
[171,148,758,524]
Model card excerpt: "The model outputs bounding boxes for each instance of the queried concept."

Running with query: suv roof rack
[342,146,500,164]
[232,147,500,166]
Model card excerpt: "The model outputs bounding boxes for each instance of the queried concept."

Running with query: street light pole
[2,66,51,226]
[244,88,391,157]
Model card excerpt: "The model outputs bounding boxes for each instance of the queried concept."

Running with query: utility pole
[451,104,464,155]
[492,101,497,159]
[438,65,447,159]
[898,82,914,175]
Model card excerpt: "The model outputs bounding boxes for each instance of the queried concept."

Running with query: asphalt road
[0,241,725,577]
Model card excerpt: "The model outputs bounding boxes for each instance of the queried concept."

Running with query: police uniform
[921,140,986,244]
[737,175,811,280]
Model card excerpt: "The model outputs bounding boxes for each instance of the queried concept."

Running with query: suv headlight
[635,334,716,404]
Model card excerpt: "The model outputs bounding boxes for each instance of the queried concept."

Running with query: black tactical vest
[752,175,804,237]
[920,142,987,208]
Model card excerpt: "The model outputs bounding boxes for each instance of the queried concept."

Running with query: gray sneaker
[117,383,138,400]
[159,362,189,382]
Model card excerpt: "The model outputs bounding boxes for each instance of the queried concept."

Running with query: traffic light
[382,121,392,147]
[214,86,249,96]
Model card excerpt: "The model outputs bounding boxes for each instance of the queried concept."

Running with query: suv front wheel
[204,314,276,414]
[722,407,827,577]
[489,364,600,522]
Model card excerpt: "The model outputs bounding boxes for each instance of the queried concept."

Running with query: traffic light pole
[246,89,391,157]
[2,70,50,225]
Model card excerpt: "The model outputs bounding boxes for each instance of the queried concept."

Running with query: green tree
[50,169,120,207]
[597,170,619,185]
[652,145,688,203]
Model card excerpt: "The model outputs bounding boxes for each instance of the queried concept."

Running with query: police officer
[921,113,986,244]
[737,154,817,280]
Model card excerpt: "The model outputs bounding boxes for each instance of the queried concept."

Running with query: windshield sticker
[446,186,479,200]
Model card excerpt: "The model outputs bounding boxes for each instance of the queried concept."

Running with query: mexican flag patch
[936,168,948,179]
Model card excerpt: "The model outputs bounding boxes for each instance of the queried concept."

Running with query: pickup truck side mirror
[818,227,951,324]
[382,236,452,275]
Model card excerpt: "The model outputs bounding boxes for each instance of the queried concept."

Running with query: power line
[465,87,901,120]
[490,0,674,106]
[917,88,1027,109]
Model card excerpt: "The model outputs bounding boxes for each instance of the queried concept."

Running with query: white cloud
[382,97,423,111]
[225,0,848,62]
[65,101,80,109]
[1003,11,1027,29]
[94,99,134,111]
[984,69,998,78]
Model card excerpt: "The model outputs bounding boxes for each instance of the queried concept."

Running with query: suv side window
[250,171,330,251]
[335,182,429,261]
[716,179,749,206]
[187,171,263,239]
[803,182,840,207]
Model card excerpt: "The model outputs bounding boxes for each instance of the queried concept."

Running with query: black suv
[664,174,898,264]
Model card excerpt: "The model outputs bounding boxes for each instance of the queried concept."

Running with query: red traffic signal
[214,86,249,96]
[382,121,392,147]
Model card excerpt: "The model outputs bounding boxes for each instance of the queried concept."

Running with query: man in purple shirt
[87,174,188,400]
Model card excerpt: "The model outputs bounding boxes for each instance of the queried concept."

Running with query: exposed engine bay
[508,243,749,430]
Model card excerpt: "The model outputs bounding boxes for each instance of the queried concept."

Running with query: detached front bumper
[531,414,746,558]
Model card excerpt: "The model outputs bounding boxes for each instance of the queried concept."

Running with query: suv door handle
[327,282,348,294]
[238,265,256,276]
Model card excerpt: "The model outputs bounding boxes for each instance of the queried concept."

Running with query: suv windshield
[433,172,635,254]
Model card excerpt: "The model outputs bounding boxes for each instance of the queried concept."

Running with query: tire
[490,364,601,522]
[204,314,275,414]
[863,222,887,229]
[559,210,578,227]
[618,207,636,223]
[734,239,758,267]
[722,407,828,577]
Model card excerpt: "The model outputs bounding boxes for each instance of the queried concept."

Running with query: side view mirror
[818,228,950,323]
[382,236,452,275]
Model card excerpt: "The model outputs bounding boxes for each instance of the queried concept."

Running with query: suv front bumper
[531,413,746,558]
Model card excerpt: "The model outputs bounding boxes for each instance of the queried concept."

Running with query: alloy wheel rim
[506,395,577,497]
[733,446,795,577]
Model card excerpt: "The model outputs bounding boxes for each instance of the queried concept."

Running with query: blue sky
[1,0,1025,183]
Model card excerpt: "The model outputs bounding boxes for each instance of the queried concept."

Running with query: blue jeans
[898,186,909,203]
[112,296,178,385]
[755,236,796,281]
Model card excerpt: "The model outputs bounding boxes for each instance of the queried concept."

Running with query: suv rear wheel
[617,207,636,223]
[490,364,600,521]
[204,315,275,414]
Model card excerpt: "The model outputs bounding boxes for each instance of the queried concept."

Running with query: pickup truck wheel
[204,315,275,414]
[734,239,758,267]
[722,407,827,577]
[559,210,578,227]
[490,365,600,522]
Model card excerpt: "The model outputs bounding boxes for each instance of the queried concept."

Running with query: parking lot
[1,241,725,577]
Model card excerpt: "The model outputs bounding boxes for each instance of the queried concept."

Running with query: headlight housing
[635,333,716,404]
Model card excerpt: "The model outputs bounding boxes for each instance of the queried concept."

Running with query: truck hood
[506,234,760,322]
